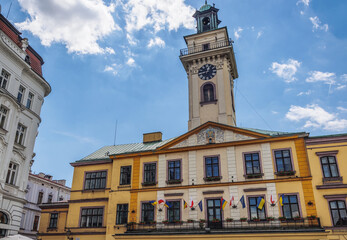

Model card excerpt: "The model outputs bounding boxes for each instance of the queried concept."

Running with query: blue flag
[240,195,246,208]
[198,200,203,212]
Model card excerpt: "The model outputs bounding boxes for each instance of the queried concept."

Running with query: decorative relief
[197,127,224,145]
[215,60,224,70]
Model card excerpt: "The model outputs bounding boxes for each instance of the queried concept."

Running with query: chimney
[143,132,162,143]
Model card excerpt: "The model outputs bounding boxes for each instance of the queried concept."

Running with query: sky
[1,0,346,186]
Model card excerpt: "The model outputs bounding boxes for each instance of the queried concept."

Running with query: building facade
[0,12,51,237]
[19,173,70,239]
[37,2,346,240]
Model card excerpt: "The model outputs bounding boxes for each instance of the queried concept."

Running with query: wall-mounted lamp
[307,201,314,206]
[131,210,135,213]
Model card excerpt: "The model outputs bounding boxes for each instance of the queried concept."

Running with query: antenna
[7,2,12,18]
[113,120,118,146]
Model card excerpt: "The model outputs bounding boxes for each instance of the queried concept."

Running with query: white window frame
[15,123,26,146]
[0,69,10,89]
[0,105,8,129]
[5,162,19,185]
[17,85,26,103]
[26,92,34,109]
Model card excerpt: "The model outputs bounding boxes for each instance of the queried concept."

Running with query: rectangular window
[84,171,107,190]
[80,208,103,228]
[26,92,34,109]
[47,194,53,203]
[17,85,25,103]
[120,166,131,185]
[248,197,266,220]
[168,160,181,181]
[274,149,293,173]
[205,156,219,177]
[37,192,43,204]
[167,201,180,222]
[244,152,261,176]
[32,216,40,231]
[0,69,10,89]
[282,195,300,219]
[5,162,18,185]
[143,163,156,184]
[0,105,8,129]
[15,123,26,145]
[329,200,347,226]
[49,213,58,229]
[203,43,210,51]
[116,204,128,225]
[320,156,339,178]
[141,202,155,223]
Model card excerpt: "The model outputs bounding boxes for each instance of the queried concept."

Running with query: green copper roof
[239,127,305,137]
[199,3,212,11]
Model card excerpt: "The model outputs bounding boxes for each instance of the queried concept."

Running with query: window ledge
[81,188,108,193]
[323,176,343,183]
[13,142,26,150]
[275,170,296,176]
[46,227,57,232]
[244,173,264,179]
[204,176,222,182]
[200,100,218,106]
[166,179,183,185]
[141,182,157,187]
[118,184,131,189]
[5,183,19,189]
[0,127,7,135]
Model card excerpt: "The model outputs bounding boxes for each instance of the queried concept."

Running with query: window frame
[243,151,263,178]
[119,166,132,186]
[200,82,217,105]
[166,200,181,223]
[140,202,156,223]
[325,197,347,227]
[204,155,221,181]
[37,192,44,204]
[32,215,40,231]
[83,170,108,190]
[316,151,341,182]
[167,159,182,183]
[278,193,303,220]
[26,92,34,109]
[14,123,26,146]
[48,212,58,229]
[0,69,10,89]
[247,195,267,221]
[79,207,104,228]
[47,194,53,203]
[272,148,295,175]
[142,162,157,186]
[5,162,18,186]
[17,85,26,103]
[116,204,128,225]
[0,105,9,130]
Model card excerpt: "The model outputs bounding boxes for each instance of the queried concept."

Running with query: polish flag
[229,196,234,206]
[158,199,164,204]
[270,195,275,204]
[190,199,194,208]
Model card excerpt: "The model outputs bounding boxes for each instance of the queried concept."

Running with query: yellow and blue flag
[183,200,188,209]
[164,201,172,208]
[149,200,157,206]
[257,197,265,210]
[221,198,228,210]
[279,194,284,206]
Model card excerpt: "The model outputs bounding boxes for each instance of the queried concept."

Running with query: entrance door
[207,199,222,229]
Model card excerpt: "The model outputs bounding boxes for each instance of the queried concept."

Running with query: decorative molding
[323,194,347,199]
[197,127,224,145]
[164,193,184,197]
[315,151,338,156]
[243,188,267,192]
[317,184,347,190]
[202,190,224,195]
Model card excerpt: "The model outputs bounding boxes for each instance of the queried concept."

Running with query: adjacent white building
[0,12,51,237]
[19,173,70,239]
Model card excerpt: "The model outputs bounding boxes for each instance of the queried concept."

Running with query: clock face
[198,64,217,80]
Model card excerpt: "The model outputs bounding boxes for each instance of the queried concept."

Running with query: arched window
[202,17,210,31]
[0,211,9,224]
[203,83,215,102]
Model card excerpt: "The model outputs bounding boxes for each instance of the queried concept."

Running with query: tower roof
[199,2,212,12]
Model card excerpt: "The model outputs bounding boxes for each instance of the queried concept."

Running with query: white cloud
[257,31,263,39]
[306,71,336,84]
[297,90,312,96]
[15,0,119,54]
[271,111,278,115]
[123,0,195,33]
[297,0,310,6]
[147,37,166,48]
[104,64,119,76]
[337,107,347,112]
[126,57,135,66]
[300,11,304,15]
[336,84,346,90]
[341,74,347,82]
[234,27,243,40]
[309,16,328,32]
[269,59,301,83]
[105,47,116,55]
[286,104,347,131]
[126,33,138,46]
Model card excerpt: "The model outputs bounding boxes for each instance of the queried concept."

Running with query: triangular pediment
[157,122,271,150]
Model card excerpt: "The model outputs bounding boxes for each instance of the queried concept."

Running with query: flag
[240,195,246,208]
[279,194,284,206]
[230,195,234,206]
[164,200,172,208]
[270,195,275,204]
[257,197,265,210]
[158,199,164,204]
[190,199,194,208]
[149,200,157,206]
[183,200,188,209]
[221,198,227,210]
[198,200,203,212]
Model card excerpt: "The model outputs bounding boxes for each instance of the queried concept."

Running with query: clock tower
[180,1,238,131]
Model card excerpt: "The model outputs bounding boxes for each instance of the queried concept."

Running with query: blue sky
[2,0,346,186]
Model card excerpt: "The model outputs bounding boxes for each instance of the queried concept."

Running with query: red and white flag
[270,195,275,204]
[158,199,164,204]
[190,198,194,208]
[229,195,234,206]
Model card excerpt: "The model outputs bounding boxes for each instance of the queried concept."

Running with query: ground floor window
[0,229,6,237]
[329,200,347,226]
[141,203,155,223]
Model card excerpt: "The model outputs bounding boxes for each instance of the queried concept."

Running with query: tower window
[202,17,210,31]
[202,83,215,102]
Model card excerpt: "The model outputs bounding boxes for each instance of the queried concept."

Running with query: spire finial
[205,0,207,4]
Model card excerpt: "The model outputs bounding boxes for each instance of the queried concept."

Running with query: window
[274,149,293,173]
[203,83,215,102]
[0,105,8,129]
[120,166,131,185]
[244,152,261,176]
[5,162,18,185]
[15,123,26,145]
[248,197,266,220]
[203,43,210,51]
[143,163,156,184]
[49,213,58,229]
[37,192,43,204]
[329,200,347,226]
[282,195,300,219]
[116,204,128,225]
[17,85,25,103]
[80,208,103,228]
[47,194,53,203]
[202,17,210,31]
[59,196,64,201]
[205,156,219,178]
[32,216,40,231]
[167,201,180,222]
[26,92,34,109]
[320,156,339,178]
[0,69,10,89]
[0,211,9,224]
[141,203,154,223]
[168,160,181,181]
[84,171,107,190]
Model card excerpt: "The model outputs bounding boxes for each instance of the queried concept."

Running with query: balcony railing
[125,218,322,234]
[180,39,232,56]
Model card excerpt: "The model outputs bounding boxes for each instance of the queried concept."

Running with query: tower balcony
[180,38,232,56]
